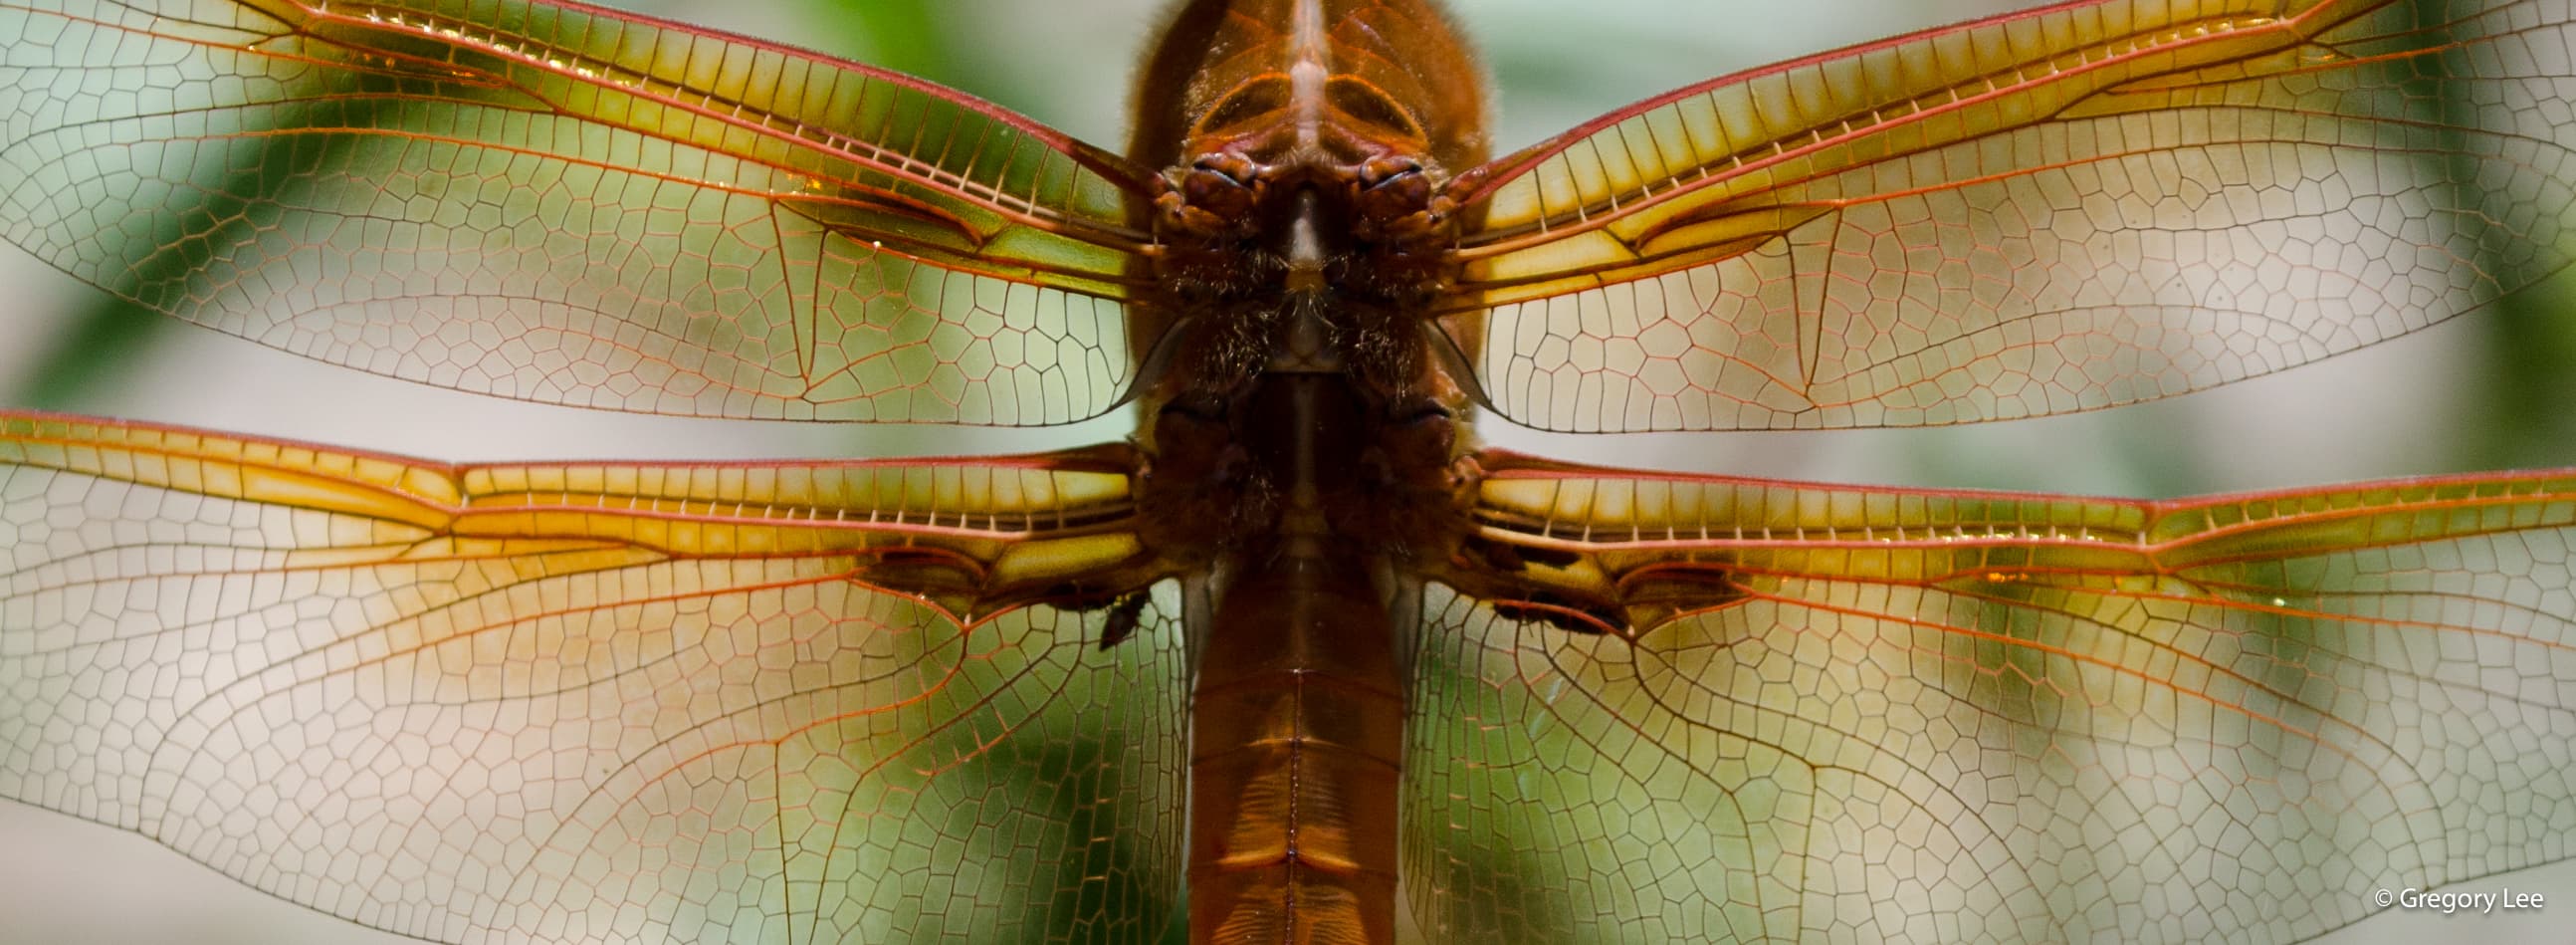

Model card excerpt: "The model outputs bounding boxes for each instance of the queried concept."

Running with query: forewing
[1402,456,2576,942]
[0,0,1161,424]
[0,411,1187,943]
[1446,0,2576,432]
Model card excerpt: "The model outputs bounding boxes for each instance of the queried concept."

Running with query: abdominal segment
[1146,368,1460,944]
[1187,546,1407,943]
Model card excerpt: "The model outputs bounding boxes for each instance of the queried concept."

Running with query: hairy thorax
[1125,0,1489,586]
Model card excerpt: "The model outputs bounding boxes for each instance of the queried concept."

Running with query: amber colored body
[1178,376,1412,941]
[1125,0,1487,938]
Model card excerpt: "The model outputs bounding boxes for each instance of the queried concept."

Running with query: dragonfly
[3,0,2574,942]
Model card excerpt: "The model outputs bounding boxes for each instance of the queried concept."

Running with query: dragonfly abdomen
[1187,544,1406,945]
[1170,369,1416,944]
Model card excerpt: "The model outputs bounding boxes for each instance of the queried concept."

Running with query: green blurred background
[1,0,2570,942]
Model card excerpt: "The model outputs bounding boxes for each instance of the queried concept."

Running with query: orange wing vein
[1445,0,2576,432]
[0,0,1165,423]
[1400,453,2576,942]
[0,410,1188,941]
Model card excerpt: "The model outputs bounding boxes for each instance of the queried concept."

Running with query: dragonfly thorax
[1149,149,1457,302]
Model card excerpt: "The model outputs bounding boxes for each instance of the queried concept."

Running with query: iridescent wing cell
[0,0,1165,423]
[1445,0,2576,432]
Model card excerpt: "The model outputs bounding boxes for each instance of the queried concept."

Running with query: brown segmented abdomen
[1187,543,1407,944]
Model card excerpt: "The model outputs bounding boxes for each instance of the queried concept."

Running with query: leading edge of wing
[0,407,1193,943]
[1433,0,2576,433]
[1,0,1170,424]
[1410,451,2576,942]
[1464,449,2576,634]
[0,409,1161,620]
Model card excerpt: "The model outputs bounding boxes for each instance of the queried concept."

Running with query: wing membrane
[1401,455,2576,942]
[0,411,1185,942]
[1447,0,2576,432]
[0,0,1162,423]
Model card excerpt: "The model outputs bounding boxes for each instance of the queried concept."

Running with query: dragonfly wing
[1444,0,2576,432]
[0,0,1162,424]
[0,411,1187,943]
[1400,457,2576,942]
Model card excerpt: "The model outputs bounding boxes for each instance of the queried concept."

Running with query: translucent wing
[1445,0,2576,432]
[1403,455,2576,942]
[0,411,1186,943]
[0,0,1161,424]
